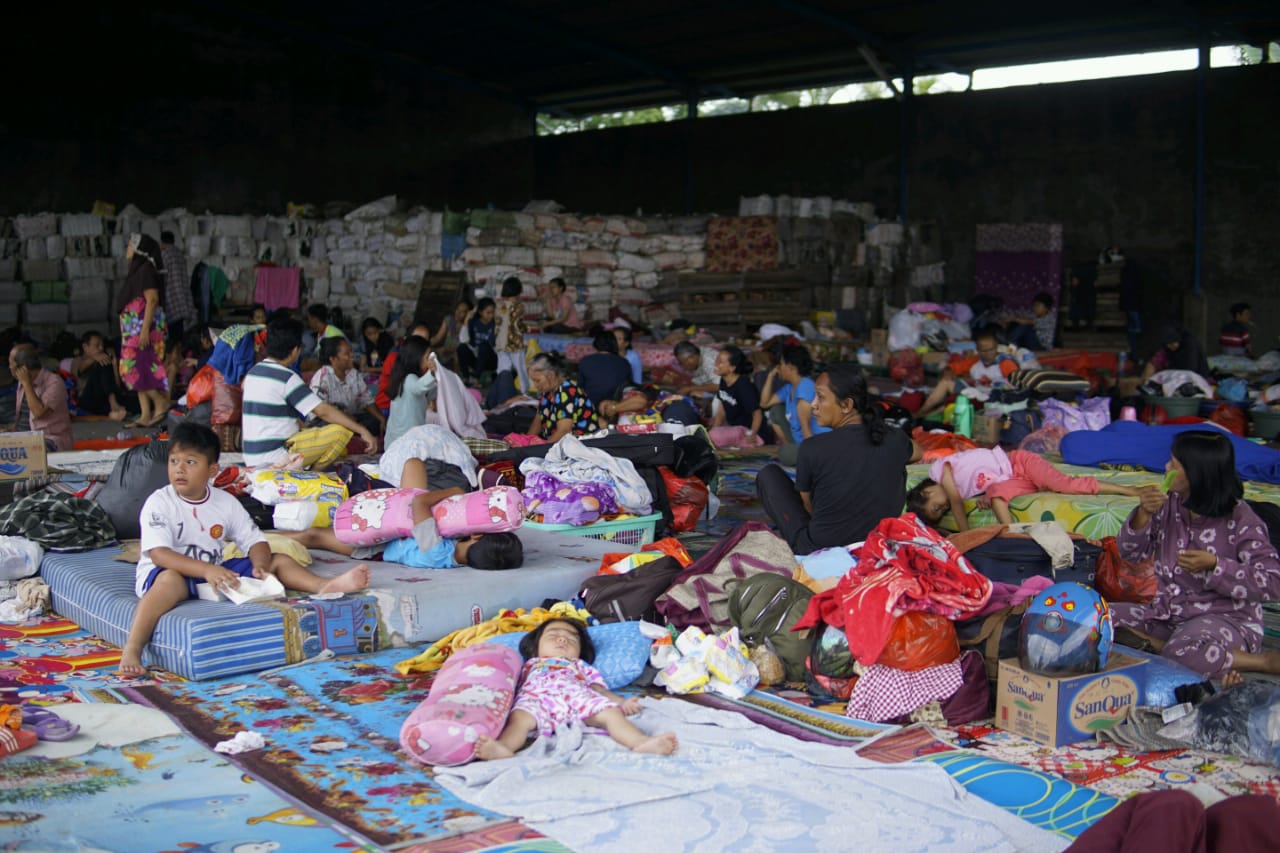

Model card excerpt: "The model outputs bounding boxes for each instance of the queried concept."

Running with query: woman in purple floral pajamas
[1111,431,1280,679]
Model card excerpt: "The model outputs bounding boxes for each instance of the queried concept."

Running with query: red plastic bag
[187,365,217,406]
[642,536,694,567]
[889,350,924,386]
[876,611,960,671]
[1209,404,1247,437]
[210,370,243,425]
[1095,537,1157,604]
[659,466,709,532]
[910,427,978,462]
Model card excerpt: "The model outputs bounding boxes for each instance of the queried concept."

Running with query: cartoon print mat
[130,647,551,849]
[0,734,371,852]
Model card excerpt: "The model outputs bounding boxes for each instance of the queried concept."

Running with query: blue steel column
[899,60,914,221]
[685,92,698,214]
[1193,35,1208,295]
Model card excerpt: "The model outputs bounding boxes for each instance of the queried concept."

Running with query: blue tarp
[1060,421,1280,485]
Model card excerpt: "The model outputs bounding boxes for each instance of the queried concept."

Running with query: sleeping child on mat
[282,455,524,570]
[475,617,678,760]
[907,445,1143,531]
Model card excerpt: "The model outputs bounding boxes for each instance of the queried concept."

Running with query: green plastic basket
[1253,409,1280,440]
[1144,395,1201,419]
[523,512,662,547]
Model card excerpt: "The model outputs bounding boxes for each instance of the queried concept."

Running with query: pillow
[486,621,650,689]
[432,486,525,538]
[399,642,522,767]
[334,488,425,547]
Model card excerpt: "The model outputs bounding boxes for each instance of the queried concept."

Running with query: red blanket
[794,514,992,665]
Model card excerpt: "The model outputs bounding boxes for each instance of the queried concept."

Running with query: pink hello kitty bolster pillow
[333,488,425,548]
[399,642,523,766]
[432,486,525,538]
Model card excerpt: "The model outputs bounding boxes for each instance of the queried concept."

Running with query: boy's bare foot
[109,407,128,421]
[1222,670,1244,689]
[319,564,369,594]
[474,735,515,760]
[632,732,678,755]
[117,651,148,678]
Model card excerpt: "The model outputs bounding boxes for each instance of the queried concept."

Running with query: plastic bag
[1208,403,1247,437]
[660,466,709,532]
[910,427,978,462]
[210,369,243,425]
[99,439,171,539]
[876,611,960,671]
[0,536,42,580]
[888,350,924,386]
[187,365,217,406]
[272,501,339,531]
[1094,537,1157,604]
[1039,397,1111,432]
[1159,682,1280,766]
[250,470,348,506]
[1017,424,1069,456]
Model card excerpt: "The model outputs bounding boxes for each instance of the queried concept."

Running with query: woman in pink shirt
[541,277,582,334]
[907,445,1141,530]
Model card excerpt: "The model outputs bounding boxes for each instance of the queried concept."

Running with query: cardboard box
[996,654,1146,747]
[972,414,1002,446]
[869,328,888,348]
[0,432,48,481]
[921,351,948,368]
[870,344,889,367]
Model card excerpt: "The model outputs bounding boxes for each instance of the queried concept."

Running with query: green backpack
[728,573,815,683]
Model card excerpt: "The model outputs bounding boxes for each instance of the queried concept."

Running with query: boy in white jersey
[118,423,370,677]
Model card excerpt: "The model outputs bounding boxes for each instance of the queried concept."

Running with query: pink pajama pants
[984,449,1100,504]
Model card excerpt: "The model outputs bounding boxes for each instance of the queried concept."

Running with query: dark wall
[0,12,530,215]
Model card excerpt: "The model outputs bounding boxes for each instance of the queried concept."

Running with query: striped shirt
[242,359,322,467]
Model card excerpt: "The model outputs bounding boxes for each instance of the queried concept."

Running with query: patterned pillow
[486,621,650,689]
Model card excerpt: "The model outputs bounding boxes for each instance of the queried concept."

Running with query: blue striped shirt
[242,360,322,466]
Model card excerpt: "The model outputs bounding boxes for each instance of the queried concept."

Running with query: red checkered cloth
[845,659,964,723]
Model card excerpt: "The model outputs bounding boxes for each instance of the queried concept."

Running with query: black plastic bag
[97,440,171,539]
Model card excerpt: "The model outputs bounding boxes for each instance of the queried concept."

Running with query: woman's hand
[1176,549,1217,573]
[1137,486,1167,515]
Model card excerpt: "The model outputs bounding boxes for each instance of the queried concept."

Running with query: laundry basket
[1144,396,1201,419]
[1252,409,1280,440]
[523,513,662,546]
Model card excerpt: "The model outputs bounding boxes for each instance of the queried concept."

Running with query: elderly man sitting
[8,344,74,451]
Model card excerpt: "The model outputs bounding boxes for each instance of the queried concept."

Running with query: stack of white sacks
[2,193,940,341]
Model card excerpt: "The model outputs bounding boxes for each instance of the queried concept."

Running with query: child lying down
[908,445,1142,531]
[283,456,523,570]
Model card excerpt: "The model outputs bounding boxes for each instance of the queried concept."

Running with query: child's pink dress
[930,446,1100,503]
[512,657,617,735]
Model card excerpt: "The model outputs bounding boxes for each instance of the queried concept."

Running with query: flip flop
[21,706,80,742]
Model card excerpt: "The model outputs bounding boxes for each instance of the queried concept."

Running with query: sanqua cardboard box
[996,654,1146,747]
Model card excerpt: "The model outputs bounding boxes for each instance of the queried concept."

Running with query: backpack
[805,620,858,701]
[998,408,1042,448]
[955,599,1031,682]
[962,534,1101,586]
[727,573,814,682]
[579,555,685,624]
[655,522,798,632]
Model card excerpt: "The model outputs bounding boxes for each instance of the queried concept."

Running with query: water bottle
[954,395,974,438]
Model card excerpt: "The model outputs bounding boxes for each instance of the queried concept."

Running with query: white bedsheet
[437,696,1068,853]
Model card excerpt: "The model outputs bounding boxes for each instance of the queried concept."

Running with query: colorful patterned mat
[130,646,554,850]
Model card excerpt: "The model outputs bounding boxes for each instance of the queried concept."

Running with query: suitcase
[962,534,1102,586]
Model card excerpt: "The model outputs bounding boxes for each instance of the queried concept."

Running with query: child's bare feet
[1222,670,1244,688]
[109,407,128,421]
[117,649,148,678]
[474,735,515,760]
[319,564,369,594]
[632,732,678,755]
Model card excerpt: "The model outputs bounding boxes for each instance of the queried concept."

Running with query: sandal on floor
[21,706,80,742]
